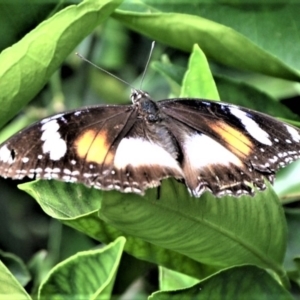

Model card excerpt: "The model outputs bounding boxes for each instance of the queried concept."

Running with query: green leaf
[290,256,300,287]
[113,9,300,81]
[147,0,300,73]
[284,210,300,274]
[151,57,185,97]
[0,0,122,129]
[180,44,219,100]
[19,180,101,219]
[27,250,52,296]
[152,44,220,100]
[19,180,219,281]
[159,267,199,291]
[274,161,300,203]
[38,237,126,300]
[100,180,288,283]
[0,251,31,287]
[19,178,288,286]
[215,76,298,120]
[0,1,58,50]
[151,265,293,300]
[0,260,31,299]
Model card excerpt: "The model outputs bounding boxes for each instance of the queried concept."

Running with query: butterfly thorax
[131,89,161,123]
[130,89,180,160]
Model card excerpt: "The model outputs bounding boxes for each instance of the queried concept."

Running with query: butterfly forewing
[0,100,183,194]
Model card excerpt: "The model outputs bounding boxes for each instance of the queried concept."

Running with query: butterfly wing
[2,94,300,198]
[0,103,183,194]
[0,105,134,186]
[160,99,300,196]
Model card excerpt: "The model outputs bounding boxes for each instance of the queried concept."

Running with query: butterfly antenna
[75,52,135,89]
[139,41,155,90]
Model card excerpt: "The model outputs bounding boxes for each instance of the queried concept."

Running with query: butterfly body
[1,89,300,197]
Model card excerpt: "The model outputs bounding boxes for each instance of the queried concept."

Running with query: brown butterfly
[1,89,300,197]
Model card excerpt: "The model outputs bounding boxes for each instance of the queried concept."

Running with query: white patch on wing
[114,138,182,173]
[41,120,67,160]
[229,107,272,146]
[285,124,300,142]
[41,113,64,124]
[0,145,15,164]
[184,134,243,168]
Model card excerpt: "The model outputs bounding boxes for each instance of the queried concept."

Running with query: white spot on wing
[22,157,29,163]
[114,138,182,174]
[41,120,67,160]
[63,169,71,174]
[285,124,300,142]
[184,134,243,168]
[41,113,64,124]
[229,107,272,146]
[0,145,15,164]
[269,156,278,163]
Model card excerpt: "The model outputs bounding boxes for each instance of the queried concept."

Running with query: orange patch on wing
[75,130,113,164]
[211,122,253,156]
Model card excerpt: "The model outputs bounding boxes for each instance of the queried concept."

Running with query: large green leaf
[113,6,300,81]
[143,0,300,72]
[151,265,293,300]
[38,237,126,299]
[19,177,288,285]
[0,0,122,129]
[0,261,31,299]
[19,180,219,281]
[100,181,287,279]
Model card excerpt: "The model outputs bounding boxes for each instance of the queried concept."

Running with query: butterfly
[0,88,300,197]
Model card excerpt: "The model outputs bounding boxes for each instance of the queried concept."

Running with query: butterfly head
[131,89,150,104]
[130,89,161,123]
